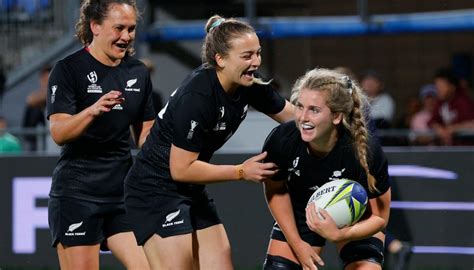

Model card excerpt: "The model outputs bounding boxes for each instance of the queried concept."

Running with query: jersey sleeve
[172,92,215,153]
[247,83,286,115]
[47,61,77,118]
[262,125,290,181]
[367,138,391,198]
[138,72,157,122]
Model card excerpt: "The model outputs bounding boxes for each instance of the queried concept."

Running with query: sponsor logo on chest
[329,168,346,181]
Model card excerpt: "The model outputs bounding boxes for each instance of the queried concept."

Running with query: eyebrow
[113,23,136,28]
[240,48,261,55]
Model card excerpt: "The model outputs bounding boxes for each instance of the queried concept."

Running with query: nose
[251,54,261,67]
[297,108,309,122]
[121,30,133,42]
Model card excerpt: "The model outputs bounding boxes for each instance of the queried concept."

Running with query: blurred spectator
[140,58,163,112]
[411,84,437,131]
[360,70,396,129]
[409,84,438,145]
[333,66,357,81]
[0,55,5,110]
[428,68,474,145]
[0,115,22,154]
[21,64,51,151]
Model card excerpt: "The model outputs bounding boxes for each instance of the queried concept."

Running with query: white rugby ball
[307,179,368,228]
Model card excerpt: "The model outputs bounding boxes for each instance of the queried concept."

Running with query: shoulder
[174,65,214,96]
[60,48,88,65]
[264,121,299,149]
[53,49,89,76]
[123,56,148,72]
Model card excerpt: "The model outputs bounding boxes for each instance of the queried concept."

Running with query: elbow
[49,127,67,146]
[170,167,187,182]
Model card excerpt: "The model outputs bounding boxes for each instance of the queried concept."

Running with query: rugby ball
[307,179,368,228]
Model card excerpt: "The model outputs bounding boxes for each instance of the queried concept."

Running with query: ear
[215,53,226,69]
[90,20,100,36]
[332,112,343,125]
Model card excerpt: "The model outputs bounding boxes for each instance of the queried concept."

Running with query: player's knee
[339,237,384,269]
[263,254,303,270]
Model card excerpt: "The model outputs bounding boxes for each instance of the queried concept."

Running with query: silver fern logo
[65,221,86,236]
[67,221,83,232]
[126,78,137,87]
[165,209,180,223]
[162,209,184,228]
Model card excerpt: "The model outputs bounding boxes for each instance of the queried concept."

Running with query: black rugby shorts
[48,197,132,250]
[125,185,221,245]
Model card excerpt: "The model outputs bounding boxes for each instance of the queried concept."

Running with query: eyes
[114,25,136,34]
[295,103,321,114]
[241,50,261,60]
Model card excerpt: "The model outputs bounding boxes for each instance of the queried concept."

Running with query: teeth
[302,123,314,129]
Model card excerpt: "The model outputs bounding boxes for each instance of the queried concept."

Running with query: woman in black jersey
[124,15,293,269]
[262,68,391,270]
[46,1,154,269]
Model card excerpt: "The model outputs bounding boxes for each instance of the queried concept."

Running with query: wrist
[333,227,348,243]
[235,164,244,180]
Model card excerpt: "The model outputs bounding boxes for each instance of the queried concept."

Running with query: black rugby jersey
[131,65,285,192]
[262,121,390,211]
[47,48,156,202]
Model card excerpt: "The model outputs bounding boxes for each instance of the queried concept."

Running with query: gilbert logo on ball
[307,179,367,228]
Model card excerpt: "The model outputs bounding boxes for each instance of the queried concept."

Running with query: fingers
[90,91,125,116]
[313,253,324,266]
[242,152,280,182]
[318,208,330,220]
[249,151,268,162]
[302,254,324,270]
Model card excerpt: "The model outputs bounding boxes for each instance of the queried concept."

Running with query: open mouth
[242,69,256,79]
[116,43,128,50]
[301,123,315,130]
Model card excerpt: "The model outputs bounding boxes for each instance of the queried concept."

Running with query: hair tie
[342,76,353,95]
[209,18,225,31]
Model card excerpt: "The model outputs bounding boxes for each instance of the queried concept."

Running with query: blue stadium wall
[0,149,473,269]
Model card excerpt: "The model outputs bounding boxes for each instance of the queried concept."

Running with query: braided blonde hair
[290,68,377,192]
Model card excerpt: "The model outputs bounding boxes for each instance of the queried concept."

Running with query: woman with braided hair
[262,68,391,270]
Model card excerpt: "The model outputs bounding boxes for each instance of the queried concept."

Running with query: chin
[241,80,253,87]
[300,131,314,142]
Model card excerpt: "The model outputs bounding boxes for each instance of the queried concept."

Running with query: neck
[87,44,121,66]
[216,69,238,95]
[308,130,338,158]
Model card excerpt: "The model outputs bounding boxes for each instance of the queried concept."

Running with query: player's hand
[292,240,324,270]
[306,204,342,242]
[241,151,279,183]
[88,90,125,116]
